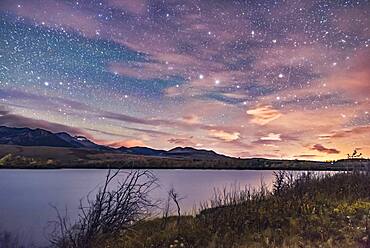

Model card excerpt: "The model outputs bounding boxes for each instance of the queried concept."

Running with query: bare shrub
[168,187,184,226]
[0,228,28,248]
[0,231,17,248]
[49,169,158,248]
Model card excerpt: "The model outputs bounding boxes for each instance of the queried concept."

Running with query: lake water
[0,169,295,246]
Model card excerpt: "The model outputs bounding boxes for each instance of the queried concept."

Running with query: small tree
[168,187,184,226]
[347,149,363,159]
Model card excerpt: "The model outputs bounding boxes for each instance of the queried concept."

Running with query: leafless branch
[49,169,158,248]
[168,187,184,226]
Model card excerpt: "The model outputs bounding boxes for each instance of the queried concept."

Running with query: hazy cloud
[311,144,340,154]
[246,105,282,125]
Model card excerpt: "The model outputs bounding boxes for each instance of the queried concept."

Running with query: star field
[0,0,369,160]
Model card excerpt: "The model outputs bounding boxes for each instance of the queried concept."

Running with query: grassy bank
[90,172,370,248]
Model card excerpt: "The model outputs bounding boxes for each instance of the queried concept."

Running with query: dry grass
[95,171,370,248]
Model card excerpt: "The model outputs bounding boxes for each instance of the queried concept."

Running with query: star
[0,0,368,160]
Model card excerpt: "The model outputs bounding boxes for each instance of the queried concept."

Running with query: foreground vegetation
[44,170,370,248]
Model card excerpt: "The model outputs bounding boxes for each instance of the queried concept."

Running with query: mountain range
[1,126,368,171]
[0,126,226,159]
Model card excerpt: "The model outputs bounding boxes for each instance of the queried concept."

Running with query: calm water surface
[0,169,281,246]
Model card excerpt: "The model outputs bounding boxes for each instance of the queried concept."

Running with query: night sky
[0,0,369,160]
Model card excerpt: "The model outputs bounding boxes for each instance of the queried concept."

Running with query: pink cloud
[246,105,282,125]
[208,129,240,142]
[260,133,282,141]
[107,139,146,148]
[311,144,340,154]
[319,125,370,139]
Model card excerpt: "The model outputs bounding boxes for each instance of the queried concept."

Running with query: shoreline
[0,165,365,171]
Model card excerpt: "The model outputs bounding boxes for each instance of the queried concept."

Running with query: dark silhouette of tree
[168,187,184,226]
[0,229,24,248]
[49,169,159,248]
[347,149,363,159]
